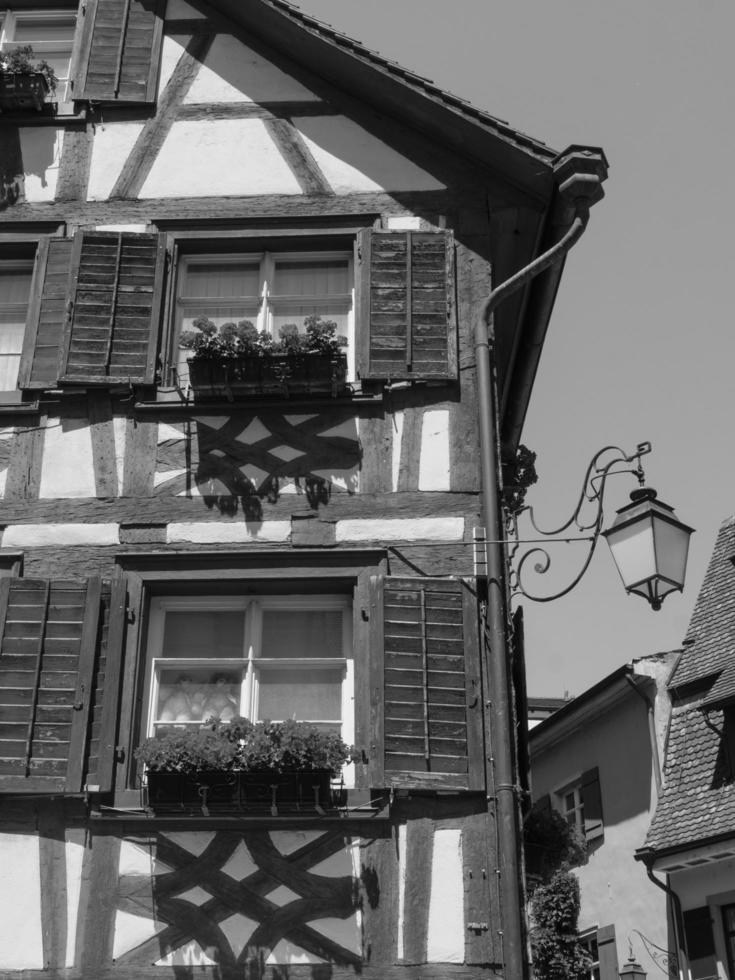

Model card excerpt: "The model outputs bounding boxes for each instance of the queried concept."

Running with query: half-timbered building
[0,2,608,976]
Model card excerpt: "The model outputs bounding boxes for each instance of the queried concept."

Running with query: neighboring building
[640,517,735,980]
[530,652,679,979]
[528,695,569,730]
[0,2,607,977]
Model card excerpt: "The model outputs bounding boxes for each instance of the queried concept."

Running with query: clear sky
[291,0,735,696]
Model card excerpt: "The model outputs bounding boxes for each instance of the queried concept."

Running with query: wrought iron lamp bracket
[507,441,652,603]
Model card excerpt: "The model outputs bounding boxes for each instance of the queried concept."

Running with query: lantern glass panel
[606,515,657,590]
[652,514,691,589]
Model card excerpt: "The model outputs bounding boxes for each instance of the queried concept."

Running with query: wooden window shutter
[596,925,619,980]
[17,237,75,390]
[369,575,484,791]
[0,577,106,794]
[59,230,165,386]
[357,228,456,381]
[85,579,127,794]
[580,766,604,842]
[77,0,165,104]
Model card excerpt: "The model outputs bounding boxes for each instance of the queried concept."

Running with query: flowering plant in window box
[180,315,348,398]
[136,718,354,815]
[0,45,57,112]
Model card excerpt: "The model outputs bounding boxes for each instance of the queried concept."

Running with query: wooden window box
[0,72,51,112]
[187,352,348,399]
[145,769,334,816]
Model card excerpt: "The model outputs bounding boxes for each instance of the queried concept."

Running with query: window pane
[161,610,246,659]
[257,667,343,722]
[261,609,344,659]
[181,261,260,299]
[272,307,348,338]
[155,667,242,724]
[273,259,349,296]
[0,267,33,305]
[13,17,77,43]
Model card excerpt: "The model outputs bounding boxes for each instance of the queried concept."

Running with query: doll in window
[159,674,204,722]
[202,675,238,722]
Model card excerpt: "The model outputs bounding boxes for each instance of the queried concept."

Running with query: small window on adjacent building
[0,253,34,391]
[554,767,604,844]
[578,930,601,980]
[0,9,77,102]
[142,594,355,776]
[173,249,354,386]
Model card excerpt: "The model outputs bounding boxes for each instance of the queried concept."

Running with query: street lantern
[603,487,693,611]
[619,955,647,980]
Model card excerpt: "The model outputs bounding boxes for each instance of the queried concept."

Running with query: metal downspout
[624,674,663,795]
[645,864,687,977]
[475,161,606,980]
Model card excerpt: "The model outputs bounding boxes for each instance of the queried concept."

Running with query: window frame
[112,549,386,810]
[0,253,34,392]
[172,247,356,386]
[157,225,369,392]
[142,593,355,754]
[0,6,81,111]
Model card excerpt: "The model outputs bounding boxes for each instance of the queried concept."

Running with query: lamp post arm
[509,441,651,603]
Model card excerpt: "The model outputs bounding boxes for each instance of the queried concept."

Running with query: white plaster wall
[335,517,464,543]
[87,121,145,201]
[418,409,450,491]
[184,36,317,104]
[531,690,668,969]
[0,833,44,969]
[39,417,96,498]
[295,116,444,193]
[158,33,186,95]
[426,828,464,962]
[65,838,85,967]
[139,119,302,198]
[671,860,735,911]
[20,127,61,201]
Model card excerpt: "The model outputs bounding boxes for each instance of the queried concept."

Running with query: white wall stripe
[391,410,404,493]
[167,522,291,544]
[426,828,464,963]
[396,823,407,962]
[335,517,464,543]
[2,524,120,547]
[418,409,450,491]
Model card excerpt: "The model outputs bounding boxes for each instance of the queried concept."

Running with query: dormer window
[0,9,77,102]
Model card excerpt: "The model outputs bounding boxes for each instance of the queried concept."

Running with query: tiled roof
[670,516,735,690]
[645,516,735,854]
[264,0,559,164]
[645,702,735,851]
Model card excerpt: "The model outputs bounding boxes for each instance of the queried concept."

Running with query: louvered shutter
[59,230,165,385]
[85,579,126,794]
[0,578,106,794]
[580,766,604,842]
[357,229,456,381]
[77,0,165,104]
[369,576,484,790]
[17,237,74,389]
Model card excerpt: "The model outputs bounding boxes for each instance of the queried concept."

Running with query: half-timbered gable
[0,2,607,977]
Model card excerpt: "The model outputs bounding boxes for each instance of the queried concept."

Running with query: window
[0,9,77,102]
[0,254,33,390]
[562,785,585,835]
[723,905,735,980]
[554,767,604,843]
[579,931,601,980]
[173,249,354,385]
[142,594,355,776]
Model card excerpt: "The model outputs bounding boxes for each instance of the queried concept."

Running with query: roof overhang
[637,835,735,873]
